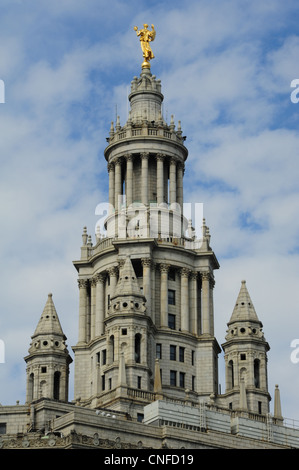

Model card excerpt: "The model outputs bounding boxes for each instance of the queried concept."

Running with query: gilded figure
[134,24,156,68]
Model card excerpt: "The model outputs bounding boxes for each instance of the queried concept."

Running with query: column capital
[190,271,198,280]
[180,267,191,278]
[200,271,211,281]
[108,266,118,276]
[78,279,89,289]
[140,152,149,160]
[107,162,115,172]
[90,277,97,287]
[124,153,134,161]
[159,263,170,273]
[141,258,152,268]
[156,153,165,162]
[96,272,106,284]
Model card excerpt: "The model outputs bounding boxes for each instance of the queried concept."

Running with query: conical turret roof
[112,256,144,300]
[32,293,65,338]
[228,280,260,325]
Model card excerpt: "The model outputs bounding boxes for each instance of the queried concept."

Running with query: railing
[83,235,204,260]
[127,388,156,402]
[108,126,185,144]
[283,417,299,430]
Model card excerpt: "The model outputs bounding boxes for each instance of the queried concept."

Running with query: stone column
[108,163,115,212]
[233,352,240,387]
[260,354,267,390]
[190,271,198,335]
[114,158,123,211]
[247,352,254,387]
[141,258,152,319]
[125,153,133,207]
[78,279,88,343]
[159,264,169,327]
[95,273,106,336]
[169,158,177,205]
[181,268,190,332]
[33,365,39,400]
[90,278,97,340]
[60,368,68,402]
[176,162,184,209]
[209,277,215,336]
[141,152,149,206]
[108,267,118,302]
[197,275,202,335]
[48,365,54,399]
[201,272,211,335]
[151,262,156,324]
[156,154,164,205]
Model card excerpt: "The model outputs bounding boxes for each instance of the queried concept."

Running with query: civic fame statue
[134,24,156,68]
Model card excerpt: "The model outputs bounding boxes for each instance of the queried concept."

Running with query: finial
[109,121,114,138]
[115,115,121,131]
[177,120,182,137]
[170,115,175,131]
[96,224,101,239]
[82,226,88,245]
[134,24,156,69]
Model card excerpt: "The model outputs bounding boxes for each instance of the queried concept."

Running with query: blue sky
[0,0,299,423]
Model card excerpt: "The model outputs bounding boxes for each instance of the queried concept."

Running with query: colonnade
[107,153,184,211]
[158,264,214,336]
[77,261,215,344]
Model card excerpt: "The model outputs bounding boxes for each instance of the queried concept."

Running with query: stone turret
[222,281,270,414]
[24,293,72,403]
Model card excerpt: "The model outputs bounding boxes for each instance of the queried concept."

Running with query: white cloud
[0,0,299,424]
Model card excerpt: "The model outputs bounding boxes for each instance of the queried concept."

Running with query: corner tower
[72,28,221,418]
[24,293,72,403]
[222,281,271,415]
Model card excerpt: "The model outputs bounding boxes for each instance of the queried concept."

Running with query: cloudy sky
[0,0,299,423]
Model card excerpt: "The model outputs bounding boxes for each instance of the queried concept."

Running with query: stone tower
[222,281,271,414]
[24,293,72,403]
[72,62,221,418]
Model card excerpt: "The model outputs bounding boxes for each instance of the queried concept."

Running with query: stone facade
[0,61,298,450]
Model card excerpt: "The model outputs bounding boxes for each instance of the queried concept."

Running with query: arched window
[109,335,115,363]
[254,359,260,388]
[28,373,34,402]
[228,360,234,389]
[135,334,141,363]
[54,371,61,400]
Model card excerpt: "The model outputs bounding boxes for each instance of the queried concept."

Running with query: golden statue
[134,24,156,69]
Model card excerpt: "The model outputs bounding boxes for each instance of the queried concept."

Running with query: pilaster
[159,263,169,327]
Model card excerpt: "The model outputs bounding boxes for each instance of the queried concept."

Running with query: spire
[228,280,260,325]
[274,384,283,420]
[112,256,144,300]
[32,293,65,339]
